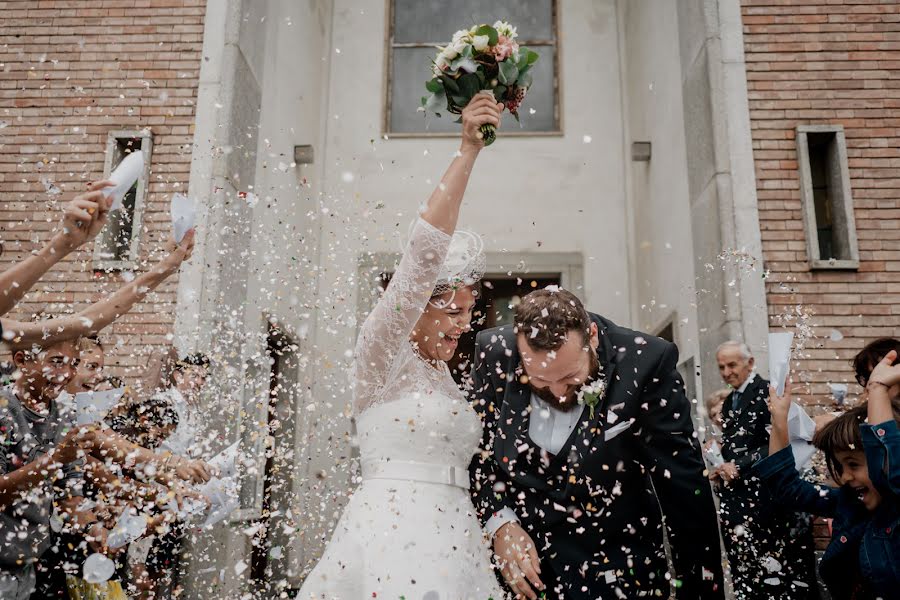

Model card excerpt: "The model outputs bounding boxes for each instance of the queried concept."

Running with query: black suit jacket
[720,373,771,473]
[469,313,725,599]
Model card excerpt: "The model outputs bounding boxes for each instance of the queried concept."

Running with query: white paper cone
[170,192,196,243]
[207,440,240,479]
[83,553,116,584]
[74,387,126,426]
[787,402,817,469]
[107,511,147,549]
[105,150,144,211]
[768,332,794,396]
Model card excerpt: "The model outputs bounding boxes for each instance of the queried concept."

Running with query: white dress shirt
[484,393,585,537]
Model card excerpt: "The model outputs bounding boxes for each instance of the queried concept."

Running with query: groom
[469,287,725,599]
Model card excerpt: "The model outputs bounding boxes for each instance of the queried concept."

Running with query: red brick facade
[0,0,205,383]
[742,0,900,406]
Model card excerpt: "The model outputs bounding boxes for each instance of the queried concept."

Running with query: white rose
[442,44,460,60]
[433,53,450,76]
[452,28,468,43]
[493,20,517,39]
[472,34,490,52]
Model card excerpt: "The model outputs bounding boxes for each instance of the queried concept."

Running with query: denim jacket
[753,420,900,600]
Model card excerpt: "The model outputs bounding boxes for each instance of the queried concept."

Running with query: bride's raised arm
[354,92,502,412]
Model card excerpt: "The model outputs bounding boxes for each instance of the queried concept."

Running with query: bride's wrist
[458,142,481,156]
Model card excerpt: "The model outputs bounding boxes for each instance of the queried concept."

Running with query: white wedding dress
[298,218,506,600]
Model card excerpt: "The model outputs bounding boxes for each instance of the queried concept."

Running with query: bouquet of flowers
[421,21,540,146]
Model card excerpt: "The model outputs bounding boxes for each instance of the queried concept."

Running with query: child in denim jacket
[755,341,900,599]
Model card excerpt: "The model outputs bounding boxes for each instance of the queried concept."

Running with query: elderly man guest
[712,341,819,600]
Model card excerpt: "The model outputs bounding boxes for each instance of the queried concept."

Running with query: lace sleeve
[353,218,452,411]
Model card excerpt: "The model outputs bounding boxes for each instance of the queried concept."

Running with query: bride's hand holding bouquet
[460,92,504,153]
[422,21,539,146]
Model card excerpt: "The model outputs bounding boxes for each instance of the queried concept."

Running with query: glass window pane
[393,0,553,44]
[390,46,557,134]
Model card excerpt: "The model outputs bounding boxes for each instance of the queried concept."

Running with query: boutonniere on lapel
[576,371,607,420]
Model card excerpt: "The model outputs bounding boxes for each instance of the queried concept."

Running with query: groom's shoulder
[475,324,516,355]
[592,313,675,363]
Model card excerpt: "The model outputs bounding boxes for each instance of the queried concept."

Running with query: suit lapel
[552,315,621,471]
[733,374,760,414]
[498,374,532,469]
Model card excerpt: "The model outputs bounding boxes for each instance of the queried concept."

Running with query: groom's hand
[493,521,544,599]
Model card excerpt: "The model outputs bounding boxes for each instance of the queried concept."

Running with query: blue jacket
[754,420,900,599]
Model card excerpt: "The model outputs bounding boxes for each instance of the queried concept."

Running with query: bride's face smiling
[410,286,477,363]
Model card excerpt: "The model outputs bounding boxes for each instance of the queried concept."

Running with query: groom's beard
[528,350,601,413]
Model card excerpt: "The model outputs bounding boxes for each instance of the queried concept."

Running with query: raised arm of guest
[0,426,96,509]
[1,231,194,347]
[0,180,113,317]
[862,349,900,496]
[755,382,840,517]
[89,428,213,484]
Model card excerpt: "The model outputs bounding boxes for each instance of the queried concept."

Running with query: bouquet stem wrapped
[421,21,539,146]
[479,123,496,145]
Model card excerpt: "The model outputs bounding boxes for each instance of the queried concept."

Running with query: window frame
[382,0,563,138]
[93,129,153,271]
[795,124,859,271]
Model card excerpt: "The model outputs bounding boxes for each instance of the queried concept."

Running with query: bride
[299,92,507,599]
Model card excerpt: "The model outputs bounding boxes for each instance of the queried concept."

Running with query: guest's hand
[86,522,122,555]
[55,180,115,252]
[173,456,213,484]
[493,521,544,599]
[50,426,98,465]
[460,91,503,152]
[708,461,739,483]
[865,349,900,424]
[160,229,195,272]
[867,349,900,390]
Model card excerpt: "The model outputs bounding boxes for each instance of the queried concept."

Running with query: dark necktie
[731,389,742,411]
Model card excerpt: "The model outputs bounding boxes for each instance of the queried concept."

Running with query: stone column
[676,0,769,398]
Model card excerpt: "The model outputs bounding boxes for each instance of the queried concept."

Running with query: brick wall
[742,0,900,407]
[0,0,205,384]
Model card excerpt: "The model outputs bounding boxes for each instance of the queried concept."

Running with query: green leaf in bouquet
[425,78,443,93]
[475,70,486,87]
[498,60,519,86]
[516,47,531,70]
[517,68,533,89]
[458,72,480,102]
[492,85,507,102]
[474,24,499,46]
[450,94,468,109]
[526,48,540,64]
[440,74,460,94]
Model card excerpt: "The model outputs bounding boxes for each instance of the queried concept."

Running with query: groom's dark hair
[514,287,591,352]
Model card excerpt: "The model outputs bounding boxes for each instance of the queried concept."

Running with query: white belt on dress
[361,459,469,490]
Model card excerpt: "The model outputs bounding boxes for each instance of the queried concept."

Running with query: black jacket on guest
[720,373,771,473]
[468,313,725,600]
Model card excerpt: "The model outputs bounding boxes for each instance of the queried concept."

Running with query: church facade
[2,0,897,596]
